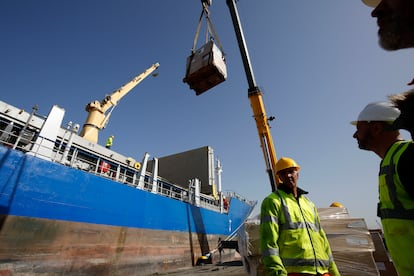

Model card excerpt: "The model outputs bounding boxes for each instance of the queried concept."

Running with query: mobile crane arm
[226,0,279,191]
[80,63,160,144]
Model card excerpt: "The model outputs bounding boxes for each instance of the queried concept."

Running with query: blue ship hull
[0,145,254,275]
[0,99,254,274]
[0,146,251,234]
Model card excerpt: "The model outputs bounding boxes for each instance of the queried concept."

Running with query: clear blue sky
[1,1,412,229]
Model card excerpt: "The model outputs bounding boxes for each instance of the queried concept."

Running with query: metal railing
[0,117,256,211]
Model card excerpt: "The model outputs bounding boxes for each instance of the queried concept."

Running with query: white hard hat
[350,101,400,125]
[362,0,380,7]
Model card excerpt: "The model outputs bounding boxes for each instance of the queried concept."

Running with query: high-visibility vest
[105,136,113,147]
[260,188,339,276]
[379,141,414,276]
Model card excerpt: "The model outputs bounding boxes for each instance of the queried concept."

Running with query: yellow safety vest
[105,137,113,147]
[260,188,339,276]
[379,141,414,276]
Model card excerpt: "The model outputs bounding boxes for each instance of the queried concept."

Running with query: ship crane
[80,63,160,143]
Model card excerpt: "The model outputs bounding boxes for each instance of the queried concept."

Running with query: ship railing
[0,120,225,212]
[0,117,36,151]
[224,190,257,207]
[69,152,192,204]
[69,150,221,211]
[140,176,220,211]
[198,194,220,211]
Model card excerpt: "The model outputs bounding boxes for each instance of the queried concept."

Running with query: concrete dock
[153,260,247,275]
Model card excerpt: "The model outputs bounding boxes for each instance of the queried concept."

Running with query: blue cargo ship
[0,99,255,275]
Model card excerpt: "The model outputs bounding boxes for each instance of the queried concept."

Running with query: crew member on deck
[105,135,114,149]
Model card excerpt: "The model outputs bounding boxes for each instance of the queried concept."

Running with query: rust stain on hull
[0,215,235,275]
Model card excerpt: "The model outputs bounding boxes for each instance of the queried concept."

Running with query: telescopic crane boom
[225,0,279,191]
[80,63,160,144]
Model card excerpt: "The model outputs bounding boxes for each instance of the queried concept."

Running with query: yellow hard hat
[275,157,301,174]
[361,0,380,7]
[330,202,344,208]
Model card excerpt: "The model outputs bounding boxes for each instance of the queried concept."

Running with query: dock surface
[154,260,247,275]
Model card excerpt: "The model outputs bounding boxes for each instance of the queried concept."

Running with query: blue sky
[1,1,412,229]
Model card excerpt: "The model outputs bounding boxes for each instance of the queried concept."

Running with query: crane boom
[226,0,279,191]
[80,63,160,143]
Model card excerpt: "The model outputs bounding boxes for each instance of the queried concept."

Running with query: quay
[153,260,247,276]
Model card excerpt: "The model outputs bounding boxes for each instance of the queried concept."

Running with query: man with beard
[362,0,414,136]
[352,101,414,276]
[362,0,414,50]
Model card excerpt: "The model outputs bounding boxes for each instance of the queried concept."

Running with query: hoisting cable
[183,0,227,95]
[191,1,224,54]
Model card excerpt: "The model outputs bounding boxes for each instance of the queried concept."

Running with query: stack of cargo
[238,206,384,275]
[318,207,379,276]
[369,229,398,276]
[237,216,263,276]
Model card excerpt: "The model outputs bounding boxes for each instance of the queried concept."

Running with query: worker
[223,196,229,211]
[105,135,114,149]
[360,0,414,135]
[329,202,344,208]
[260,157,340,276]
[218,237,224,263]
[361,0,414,51]
[351,101,414,275]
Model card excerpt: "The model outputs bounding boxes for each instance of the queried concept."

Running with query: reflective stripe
[280,221,306,230]
[279,221,320,231]
[261,214,279,225]
[288,274,330,276]
[262,247,280,257]
[379,208,414,219]
[379,141,414,219]
[277,191,320,232]
[381,142,405,209]
[283,257,330,268]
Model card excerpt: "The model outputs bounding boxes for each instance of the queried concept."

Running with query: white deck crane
[79,63,160,144]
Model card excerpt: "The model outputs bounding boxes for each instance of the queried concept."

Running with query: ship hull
[0,146,253,274]
[0,215,232,275]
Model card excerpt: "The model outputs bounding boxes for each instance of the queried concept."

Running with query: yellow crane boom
[80,63,160,143]
[225,0,279,191]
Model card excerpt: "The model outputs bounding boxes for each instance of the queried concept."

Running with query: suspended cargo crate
[183,0,226,96]
[183,40,227,95]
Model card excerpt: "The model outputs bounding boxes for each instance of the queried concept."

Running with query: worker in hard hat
[260,157,340,276]
[361,0,414,51]
[329,202,344,208]
[360,0,414,130]
[105,135,114,149]
[352,101,414,275]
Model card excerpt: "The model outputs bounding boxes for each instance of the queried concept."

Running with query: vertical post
[151,157,159,194]
[194,178,201,207]
[13,105,38,149]
[61,123,80,164]
[216,159,224,213]
[138,152,150,189]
